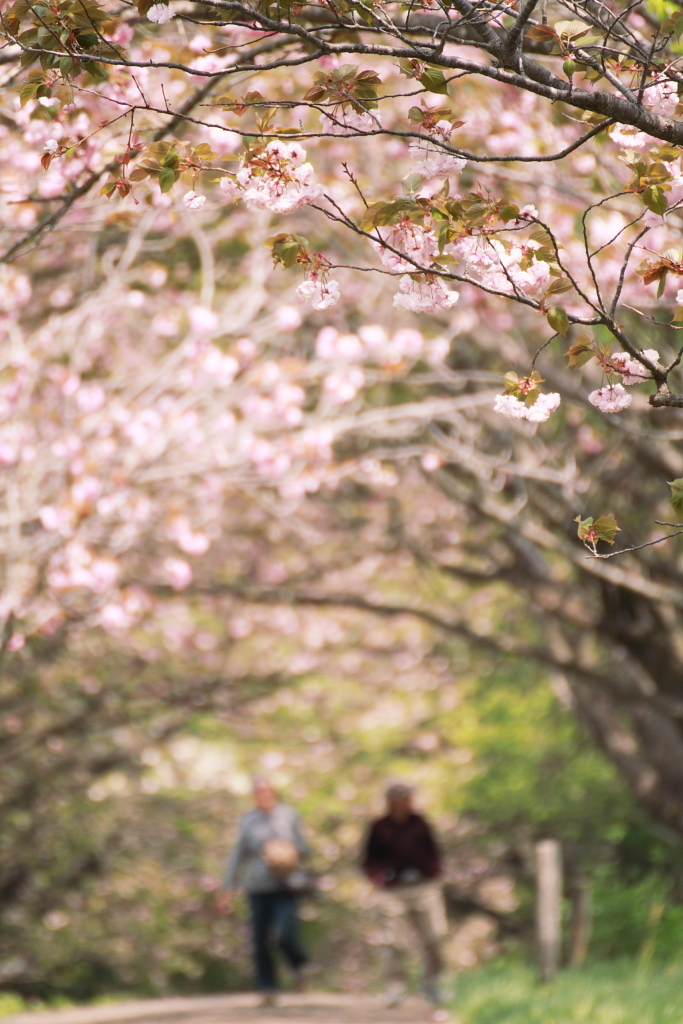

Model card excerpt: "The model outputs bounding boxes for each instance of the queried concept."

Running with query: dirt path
[4,994,448,1024]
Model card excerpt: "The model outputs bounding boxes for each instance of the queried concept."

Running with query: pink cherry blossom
[323,366,365,405]
[493,394,529,419]
[421,452,442,471]
[393,275,458,313]
[297,276,340,310]
[275,305,303,331]
[162,557,193,590]
[409,140,466,179]
[493,392,561,422]
[610,124,654,151]
[610,349,660,384]
[319,110,382,135]
[222,141,323,214]
[147,4,175,22]
[188,306,219,334]
[526,392,561,422]
[166,516,211,555]
[589,383,632,413]
[645,78,678,118]
[315,328,364,361]
[183,191,206,210]
[75,385,106,414]
[374,223,437,274]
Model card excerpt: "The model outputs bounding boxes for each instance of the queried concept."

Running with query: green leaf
[193,143,217,161]
[498,204,519,223]
[157,167,176,193]
[19,80,41,106]
[419,67,449,95]
[402,173,423,196]
[546,277,573,295]
[566,336,594,368]
[546,305,569,336]
[526,24,558,40]
[563,60,577,78]
[269,232,308,269]
[555,19,592,40]
[593,514,620,545]
[163,148,179,169]
[669,478,683,518]
[643,184,668,216]
[398,58,419,79]
[574,516,594,542]
[574,514,620,546]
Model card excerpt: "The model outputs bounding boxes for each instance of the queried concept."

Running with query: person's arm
[217,819,247,911]
[361,821,388,887]
[420,818,442,878]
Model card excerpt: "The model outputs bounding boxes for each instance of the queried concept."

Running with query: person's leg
[249,893,277,994]
[377,889,409,1007]
[272,892,308,971]
[407,884,448,1005]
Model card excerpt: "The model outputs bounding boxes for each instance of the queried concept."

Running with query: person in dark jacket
[361,783,448,1013]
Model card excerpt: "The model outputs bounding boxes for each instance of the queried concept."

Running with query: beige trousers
[375,881,448,984]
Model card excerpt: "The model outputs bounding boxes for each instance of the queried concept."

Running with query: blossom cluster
[449,236,552,300]
[588,384,632,414]
[220,140,323,214]
[587,349,661,414]
[493,392,561,423]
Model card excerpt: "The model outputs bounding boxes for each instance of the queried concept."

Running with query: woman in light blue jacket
[217,777,310,1006]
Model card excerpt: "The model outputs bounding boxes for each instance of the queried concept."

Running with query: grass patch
[0,994,29,1018]
[449,960,683,1024]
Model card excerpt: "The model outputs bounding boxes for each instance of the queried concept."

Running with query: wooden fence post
[567,876,592,967]
[536,838,562,983]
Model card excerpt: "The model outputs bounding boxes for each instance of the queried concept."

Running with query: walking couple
[217,777,449,1019]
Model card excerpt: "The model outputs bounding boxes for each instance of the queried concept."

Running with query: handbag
[262,837,317,895]
[262,837,300,876]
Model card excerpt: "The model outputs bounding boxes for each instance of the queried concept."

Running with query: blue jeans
[248,891,308,992]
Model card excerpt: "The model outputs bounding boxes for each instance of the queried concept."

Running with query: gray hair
[385,782,414,801]
[252,774,276,790]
